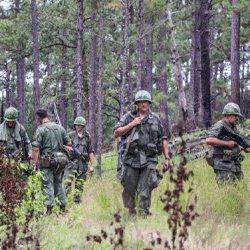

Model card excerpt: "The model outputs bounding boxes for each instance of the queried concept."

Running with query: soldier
[0,107,32,160]
[32,108,72,215]
[206,102,250,184]
[114,90,170,216]
[64,116,94,203]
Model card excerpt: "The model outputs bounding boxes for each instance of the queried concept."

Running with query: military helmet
[222,102,243,116]
[4,107,19,121]
[74,116,86,126]
[134,90,152,104]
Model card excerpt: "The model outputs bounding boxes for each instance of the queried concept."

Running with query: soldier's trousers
[41,168,67,206]
[121,164,158,214]
[214,169,243,184]
[64,162,88,202]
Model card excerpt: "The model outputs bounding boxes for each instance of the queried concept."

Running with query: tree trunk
[136,0,145,91]
[31,0,40,128]
[76,0,84,117]
[167,5,188,122]
[156,28,171,139]
[88,0,98,151]
[200,0,211,128]
[189,1,201,128]
[119,0,130,118]
[143,16,153,92]
[97,0,105,177]
[230,0,240,105]
[4,64,14,108]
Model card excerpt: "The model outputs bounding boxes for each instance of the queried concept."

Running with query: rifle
[218,121,250,149]
[117,137,127,172]
[53,102,62,126]
[72,142,86,162]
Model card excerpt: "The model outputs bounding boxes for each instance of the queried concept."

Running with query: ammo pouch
[146,143,157,157]
[41,153,52,167]
[205,151,214,167]
[156,141,163,156]
[50,151,68,173]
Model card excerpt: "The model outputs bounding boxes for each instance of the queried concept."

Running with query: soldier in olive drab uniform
[64,116,94,203]
[32,109,72,214]
[0,107,32,161]
[206,103,250,184]
[114,90,170,216]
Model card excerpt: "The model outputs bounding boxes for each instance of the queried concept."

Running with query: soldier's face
[6,121,16,128]
[75,125,84,133]
[228,114,240,125]
[137,101,151,113]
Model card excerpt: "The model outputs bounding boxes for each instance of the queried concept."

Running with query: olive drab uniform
[0,121,32,159]
[114,110,167,215]
[33,121,71,207]
[64,130,94,202]
[208,119,247,182]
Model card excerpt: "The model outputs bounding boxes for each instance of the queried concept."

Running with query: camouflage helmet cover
[74,116,86,126]
[4,107,19,121]
[222,102,243,116]
[134,90,152,104]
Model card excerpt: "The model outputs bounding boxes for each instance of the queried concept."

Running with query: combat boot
[60,206,68,214]
[46,206,52,216]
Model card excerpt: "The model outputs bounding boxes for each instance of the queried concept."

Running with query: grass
[14,152,250,249]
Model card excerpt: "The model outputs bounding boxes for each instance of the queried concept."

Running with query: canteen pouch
[41,153,52,168]
[51,151,68,173]
[146,143,157,157]
[205,151,214,167]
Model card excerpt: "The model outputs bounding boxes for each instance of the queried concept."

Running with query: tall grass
[29,152,250,250]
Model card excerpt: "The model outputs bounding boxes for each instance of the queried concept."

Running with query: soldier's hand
[131,117,141,127]
[88,164,94,173]
[27,154,32,160]
[163,158,170,171]
[243,147,250,153]
[33,164,38,172]
[64,145,73,151]
[227,140,237,148]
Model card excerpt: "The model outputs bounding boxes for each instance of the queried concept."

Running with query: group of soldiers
[0,90,250,216]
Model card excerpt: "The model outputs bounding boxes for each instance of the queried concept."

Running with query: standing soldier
[64,116,94,204]
[114,90,170,216]
[206,103,250,184]
[0,107,32,161]
[32,108,72,215]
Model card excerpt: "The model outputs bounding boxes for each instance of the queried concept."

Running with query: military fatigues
[33,121,71,206]
[207,119,248,183]
[114,110,167,215]
[0,121,32,159]
[64,130,94,202]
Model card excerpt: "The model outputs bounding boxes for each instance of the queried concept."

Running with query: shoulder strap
[218,120,235,134]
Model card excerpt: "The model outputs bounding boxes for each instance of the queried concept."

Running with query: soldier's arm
[162,139,170,170]
[88,152,95,173]
[32,146,40,171]
[114,117,141,138]
[206,137,236,148]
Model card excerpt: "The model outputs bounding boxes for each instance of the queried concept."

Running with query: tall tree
[200,0,211,128]
[88,0,98,150]
[189,0,201,128]
[136,0,145,91]
[167,3,188,122]
[31,0,40,127]
[76,0,84,117]
[230,0,240,105]
[97,0,105,177]
[119,0,130,118]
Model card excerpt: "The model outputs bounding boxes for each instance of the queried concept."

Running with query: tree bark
[230,0,240,105]
[119,0,130,118]
[97,0,105,177]
[88,0,98,151]
[76,0,84,117]
[200,0,211,128]
[189,1,201,128]
[136,0,145,91]
[156,28,171,139]
[31,0,40,128]
[167,5,188,122]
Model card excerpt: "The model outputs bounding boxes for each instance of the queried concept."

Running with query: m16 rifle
[218,121,250,149]
[117,137,127,172]
[72,142,86,162]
